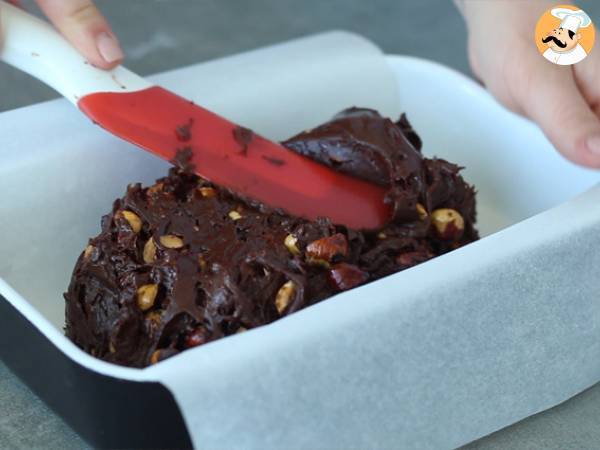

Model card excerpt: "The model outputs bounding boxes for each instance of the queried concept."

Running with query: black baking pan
[0,295,192,449]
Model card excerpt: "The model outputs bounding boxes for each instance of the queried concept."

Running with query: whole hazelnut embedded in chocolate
[149,348,179,365]
[83,245,94,260]
[198,187,216,198]
[275,280,297,314]
[431,208,465,240]
[306,233,348,265]
[159,234,184,249]
[228,210,243,221]
[284,234,301,255]
[184,327,208,348]
[150,350,160,365]
[143,238,157,263]
[328,263,368,291]
[416,203,428,221]
[136,284,158,311]
[147,183,164,196]
[120,210,142,233]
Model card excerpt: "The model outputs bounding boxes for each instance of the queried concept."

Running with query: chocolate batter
[64,108,478,367]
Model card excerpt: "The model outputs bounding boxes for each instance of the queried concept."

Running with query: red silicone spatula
[0,0,390,229]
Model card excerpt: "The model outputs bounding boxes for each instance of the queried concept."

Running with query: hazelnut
[284,234,301,255]
[143,238,157,263]
[431,208,465,240]
[83,245,94,260]
[377,232,387,240]
[184,327,208,348]
[198,187,216,198]
[159,234,184,249]
[120,210,142,233]
[416,203,428,221]
[150,348,179,364]
[147,183,164,196]
[328,263,368,291]
[136,284,158,311]
[150,350,161,365]
[396,251,433,267]
[306,233,348,264]
[228,210,242,221]
[275,280,297,314]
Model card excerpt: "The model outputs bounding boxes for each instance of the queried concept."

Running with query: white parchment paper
[0,32,599,449]
[151,194,600,449]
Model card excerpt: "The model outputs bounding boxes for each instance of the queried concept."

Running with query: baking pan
[1,32,599,449]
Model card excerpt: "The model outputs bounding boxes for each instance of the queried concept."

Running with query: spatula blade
[79,86,390,229]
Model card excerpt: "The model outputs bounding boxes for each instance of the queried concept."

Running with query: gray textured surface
[0,1,599,449]
[1,0,472,112]
[0,360,88,450]
[465,384,600,450]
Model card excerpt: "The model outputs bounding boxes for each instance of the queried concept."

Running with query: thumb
[514,58,600,168]
[35,0,123,69]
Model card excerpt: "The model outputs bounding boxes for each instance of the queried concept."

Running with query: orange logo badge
[535,5,595,65]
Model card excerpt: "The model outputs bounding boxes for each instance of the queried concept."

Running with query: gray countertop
[1,1,599,448]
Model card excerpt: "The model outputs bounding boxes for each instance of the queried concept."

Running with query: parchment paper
[151,193,600,449]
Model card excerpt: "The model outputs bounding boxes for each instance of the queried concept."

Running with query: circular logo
[535,4,595,65]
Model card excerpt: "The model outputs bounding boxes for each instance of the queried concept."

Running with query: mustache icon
[542,35,568,48]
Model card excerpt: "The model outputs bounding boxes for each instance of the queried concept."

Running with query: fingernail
[96,32,124,64]
[586,134,600,156]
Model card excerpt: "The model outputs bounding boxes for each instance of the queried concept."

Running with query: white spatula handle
[0,0,151,104]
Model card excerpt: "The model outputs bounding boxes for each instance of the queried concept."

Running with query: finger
[512,56,600,168]
[574,51,600,114]
[35,0,123,69]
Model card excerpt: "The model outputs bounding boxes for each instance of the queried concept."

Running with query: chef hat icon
[551,8,592,33]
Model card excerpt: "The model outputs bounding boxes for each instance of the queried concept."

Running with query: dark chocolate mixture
[65,108,478,368]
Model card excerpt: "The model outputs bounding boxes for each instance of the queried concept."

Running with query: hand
[6,0,123,69]
[459,0,600,168]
